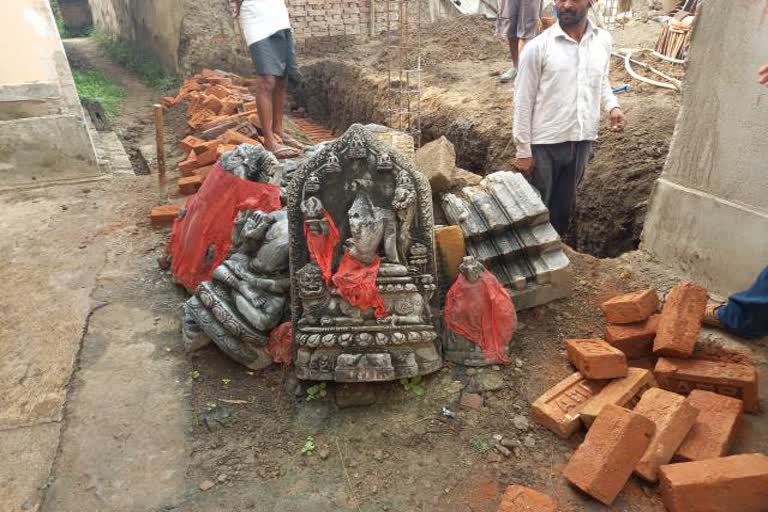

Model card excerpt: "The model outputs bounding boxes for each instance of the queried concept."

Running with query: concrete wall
[641,0,768,296]
[0,0,99,188]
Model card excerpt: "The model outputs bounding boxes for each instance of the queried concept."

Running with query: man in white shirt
[234,0,301,158]
[512,0,626,235]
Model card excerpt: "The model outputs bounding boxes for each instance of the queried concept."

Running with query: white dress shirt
[513,20,620,158]
[240,0,291,46]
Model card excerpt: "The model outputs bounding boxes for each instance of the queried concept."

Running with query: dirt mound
[418,15,507,66]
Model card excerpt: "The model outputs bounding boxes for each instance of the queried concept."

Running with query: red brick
[654,357,759,412]
[633,388,699,482]
[216,144,237,157]
[188,108,217,130]
[178,175,204,195]
[149,205,180,228]
[601,289,659,324]
[531,372,607,439]
[179,135,205,153]
[675,390,743,462]
[178,152,200,177]
[653,282,708,357]
[563,404,655,505]
[659,454,768,512]
[201,95,224,115]
[222,129,262,146]
[605,314,660,359]
[206,84,232,99]
[191,139,220,156]
[566,338,628,379]
[434,225,465,284]
[195,146,220,167]
[580,367,657,427]
[193,165,214,181]
[497,485,556,512]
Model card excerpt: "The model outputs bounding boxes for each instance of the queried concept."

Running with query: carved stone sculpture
[220,143,283,185]
[287,124,441,382]
[183,208,290,369]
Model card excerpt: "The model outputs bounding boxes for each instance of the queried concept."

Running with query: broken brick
[434,225,466,284]
[497,485,556,512]
[653,282,708,357]
[563,404,655,506]
[191,139,220,156]
[206,84,232,99]
[219,98,241,117]
[178,175,204,195]
[605,314,660,359]
[222,129,262,146]
[179,135,205,153]
[633,388,699,482]
[675,390,743,462]
[199,118,241,140]
[565,338,628,379]
[160,96,176,109]
[201,95,224,115]
[193,165,214,181]
[150,205,180,228]
[188,108,217,130]
[195,146,220,167]
[531,372,607,438]
[601,289,659,324]
[659,454,768,512]
[654,357,759,412]
[460,392,483,410]
[216,144,237,157]
[178,152,200,177]
[580,367,657,427]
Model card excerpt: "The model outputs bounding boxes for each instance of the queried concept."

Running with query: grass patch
[72,70,126,117]
[93,31,178,90]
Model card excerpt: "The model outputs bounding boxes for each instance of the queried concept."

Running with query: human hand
[513,157,534,176]
[759,64,768,86]
[610,107,627,132]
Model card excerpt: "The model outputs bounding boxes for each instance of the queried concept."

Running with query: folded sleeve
[513,42,541,159]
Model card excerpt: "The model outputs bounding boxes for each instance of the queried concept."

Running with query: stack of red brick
[520,283,765,511]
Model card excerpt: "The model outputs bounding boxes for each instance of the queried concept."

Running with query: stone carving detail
[220,143,282,184]
[287,124,441,382]
[183,209,290,369]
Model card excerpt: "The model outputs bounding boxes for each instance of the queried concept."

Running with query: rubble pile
[524,283,763,511]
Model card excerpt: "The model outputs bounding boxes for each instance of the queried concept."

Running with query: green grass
[93,31,178,90]
[72,70,126,117]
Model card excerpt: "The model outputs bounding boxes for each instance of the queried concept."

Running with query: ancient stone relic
[287,124,441,382]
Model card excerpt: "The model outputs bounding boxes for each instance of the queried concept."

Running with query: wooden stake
[154,104,167,185]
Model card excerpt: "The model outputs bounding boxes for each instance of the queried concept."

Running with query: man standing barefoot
[234,0,301,158]
[497,0,543,82]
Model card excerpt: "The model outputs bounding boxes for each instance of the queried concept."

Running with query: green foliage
[72,70,125,117]
[301,436,316,456]
[400,376,426,397]
[469,435,492,453]
[93,30,178,90]
[50,1,93,39]
[305,382,327,402]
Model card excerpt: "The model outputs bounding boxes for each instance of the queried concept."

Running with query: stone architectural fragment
[675,390,743,462]
[497,485,557,512]
[633,388,699,482]
[563,404,655,506]
[654,357,759,412]
[442,171,572,310]
[653,282,708,357]
[659,454,768,512]
[580,367,657,426]
[287,125,441,382]
[565,338,628,379]
[601,289,658,324]
[531,372,606,438]
[605,314,660,359]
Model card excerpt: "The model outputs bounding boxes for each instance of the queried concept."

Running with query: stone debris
[653,282,708,357]
[600,289,659,324]
[633,388,699,482]
[442,171,572,310]
[531,371,607,439]
[605,314,660,359]
[565,338,628,380]
[460,392,484,410]
[654,357,759,412]
[579,367,657,427]
[563,404,655,506]
[497,484,557,512]
[414,136,461,194]
[675,390,743,462]
[198,480,215,491]
[659,453,768,512]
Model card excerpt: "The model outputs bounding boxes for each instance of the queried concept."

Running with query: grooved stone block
[565,338,628,379]
[580,367,657,427]
[497,484,557,512]
[434,225,466,284]
[676,390,743,462]
[563,405,655,505]
[605,314,660,358]
[531,372,607,438]
[653,282,708,357]
[654,357,759,412]
[659,454,768,512]
[633,388,699,482]
[601,289,659,324]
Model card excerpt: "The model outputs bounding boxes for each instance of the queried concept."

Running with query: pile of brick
[518,282,765,511]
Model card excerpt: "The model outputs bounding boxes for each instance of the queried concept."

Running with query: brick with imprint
[580,367,657,427]
[653,282,708,357]
[150,204,180,228]
[654,357,759,412]
[605,314,660,358]
[566,338,628,379]
[601,289,658,324]
[497,484,557,512]
[633,388,699,482]
[660,453,768,512]
[531,372,606,438]
[563,404,655,506]
[675,390,743,462]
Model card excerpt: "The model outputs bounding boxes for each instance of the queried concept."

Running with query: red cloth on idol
[268,322,293,364]
[444,271,516,362]
[304,213,339,285]
[332,250,388,318]
[167,163,281,291]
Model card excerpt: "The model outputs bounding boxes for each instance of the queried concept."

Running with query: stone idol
[287,124,441,382]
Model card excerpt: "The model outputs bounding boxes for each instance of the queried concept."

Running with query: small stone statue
[219,143,281,184]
